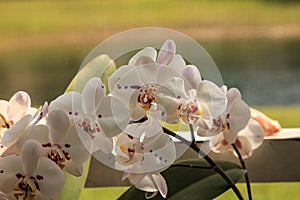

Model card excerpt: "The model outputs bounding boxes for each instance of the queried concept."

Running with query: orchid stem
[232,144,252,200]
[163,126,244,200]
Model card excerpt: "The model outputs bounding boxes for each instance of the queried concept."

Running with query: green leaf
[118,160,246,200]
[58,157,91,200]
[65,54,116,93]
[58,55,115,199]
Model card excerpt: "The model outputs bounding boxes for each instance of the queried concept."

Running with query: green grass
[80,182,300,200]
[0,0,299,37]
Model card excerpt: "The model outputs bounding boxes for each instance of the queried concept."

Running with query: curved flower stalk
[197,86,250,144]
[49,77,130,154]
[211,119,264,159]
[123,172,168,199]
[0,140,65,200]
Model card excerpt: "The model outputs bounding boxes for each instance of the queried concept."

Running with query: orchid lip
[137,85,157,111]
[13,173,43,200]
[178,98,203,123]
[0,113,13,129]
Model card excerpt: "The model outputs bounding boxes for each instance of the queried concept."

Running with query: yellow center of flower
[179,99,202,124]
[117,142,144,166]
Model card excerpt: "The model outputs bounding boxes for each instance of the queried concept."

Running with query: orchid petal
[152,173,168,198]
[181,65,202,90]
[63,125,90,166]
[225,99,250,144]
[82,78,106,115]
[7,91,31,122]
[226,88,242,106]
[115,133,175,173]
[111,67,143,107]
[196,80,227,119]
[136,135,176,173]
[34,157,65,199]
[157,77,187,99]
[155,95,180,124]
[97,96,130,137]
[47,110,70,144]
[126,173,157,193]
[0,144,13,157]
[75,125,93,153]
[93,132,114,154]
[135,56,155,66]
[125,173,144,184]
[124,116,162,138]
[130,105,146,121]
[0,101,8,128]
[233,136,253,159]
[49,92,83,117]
[20,140,43,175]
[239,119,264,150]
[0,191,8,200]
[134,175,158,192]
[210,134,230,153]
[15,125,49,154]
[157,40,176,65]
[1,114,32,147]
[220,85,228,93]
[168,55,186,73]
[129,47,157,66]
[156,66,182,85]
[108,65,133,93]
[64,163,83,177]
[0,155,22,193]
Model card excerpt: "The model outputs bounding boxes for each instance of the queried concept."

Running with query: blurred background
[1,1,300,199]
[1,0,299,107]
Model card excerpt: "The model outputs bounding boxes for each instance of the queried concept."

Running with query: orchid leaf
[65,54,116,94]
[118,160,245,200]
[57,157,91,200]
[59,55,115,199]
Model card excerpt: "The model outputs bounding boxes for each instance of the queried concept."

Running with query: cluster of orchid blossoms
[0,40,269,200]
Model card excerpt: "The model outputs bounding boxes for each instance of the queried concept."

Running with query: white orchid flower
[20,110,90,177]
[0,92,38,146]
[49,77,130,154]
[1,102,48,157]
[211,119,264,159]
[108,40,189,122]
[175,80,227,127]
[0,91,37,132]
[197,87,250,144]
[0,140,65,200]
[114,118,176,174]
[123,172,168,198]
